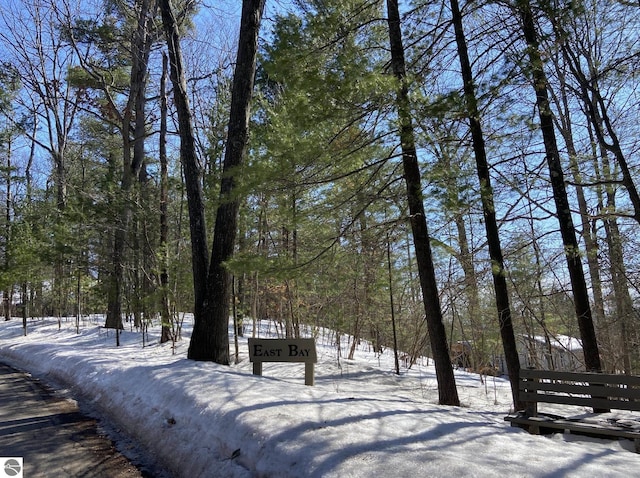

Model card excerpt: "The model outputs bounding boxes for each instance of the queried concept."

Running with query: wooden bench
[504,369,640,452]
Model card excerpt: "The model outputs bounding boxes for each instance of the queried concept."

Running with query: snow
[1,316,639,477]
[531,334,583,351]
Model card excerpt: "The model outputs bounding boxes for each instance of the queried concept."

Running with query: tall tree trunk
[159,53,172,344]
[105,0,153,331]
[3,139,11,321]
[453,214,482,371]
[386,0,459,406]
[603,212,633,374]
[161,0,266,362]
[450,0,522,409]
[159,0,209,329]
[194,0,266,363]
[599,147,635,373]
[138,160,153,330]
[551,63,609,369]
[517,0,602,373]
[25,121,36,317]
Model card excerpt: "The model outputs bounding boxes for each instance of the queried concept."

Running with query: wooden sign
[248,338,317,386]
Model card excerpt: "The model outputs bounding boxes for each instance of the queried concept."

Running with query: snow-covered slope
[1,316,638,477]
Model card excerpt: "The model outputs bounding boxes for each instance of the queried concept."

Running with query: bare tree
[449,0,522,409]
[0,0,83,318]
[159,0,210,333]
[159,52,172,344]
[161,0,266,363]
[559,41,640,226]
[386,0,459,406]
[515,0,603,373]
[195,0,267,363]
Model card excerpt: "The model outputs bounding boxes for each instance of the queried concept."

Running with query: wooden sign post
[248,338,318,386]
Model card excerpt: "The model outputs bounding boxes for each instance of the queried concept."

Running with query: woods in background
[1,0,640,404]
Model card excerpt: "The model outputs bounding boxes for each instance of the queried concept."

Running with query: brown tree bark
[599,146,635,374]
[161,0,266,362]
[194,0,266,363]
[4,140,12,321]
[159,52,172,344]
[159,0,210,336]
[449,0,523,409]
[386,0,459,406]
[105,0,153,332]
[549,61,610,370]
[516,0,603,373]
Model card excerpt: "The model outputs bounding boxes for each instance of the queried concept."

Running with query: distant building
[518,334,584,371]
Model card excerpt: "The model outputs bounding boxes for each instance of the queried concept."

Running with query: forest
[1,0,639,406]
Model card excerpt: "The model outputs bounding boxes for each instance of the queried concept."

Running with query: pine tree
[449,0,522,409]
[386,0,459,406]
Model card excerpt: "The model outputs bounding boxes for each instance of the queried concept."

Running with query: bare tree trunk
[550,63,610,369]
[453,214,483,371]
[196,0,266,364]
[3,139,11,321]
[603,213,634,373]
[526,200,554,370]
[159,0,209,330]
[105,0,153,331]
[599,147,634,374]
[159,53,172,344]
[161,0,266,362]
[386,0,459,406]
[517,0,603,373]
[558,32,638,369]
[449,0,522,408]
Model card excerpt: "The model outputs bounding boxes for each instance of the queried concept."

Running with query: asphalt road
[0,362,159,478]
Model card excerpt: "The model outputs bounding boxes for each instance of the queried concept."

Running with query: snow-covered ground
[1,316,639,477]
